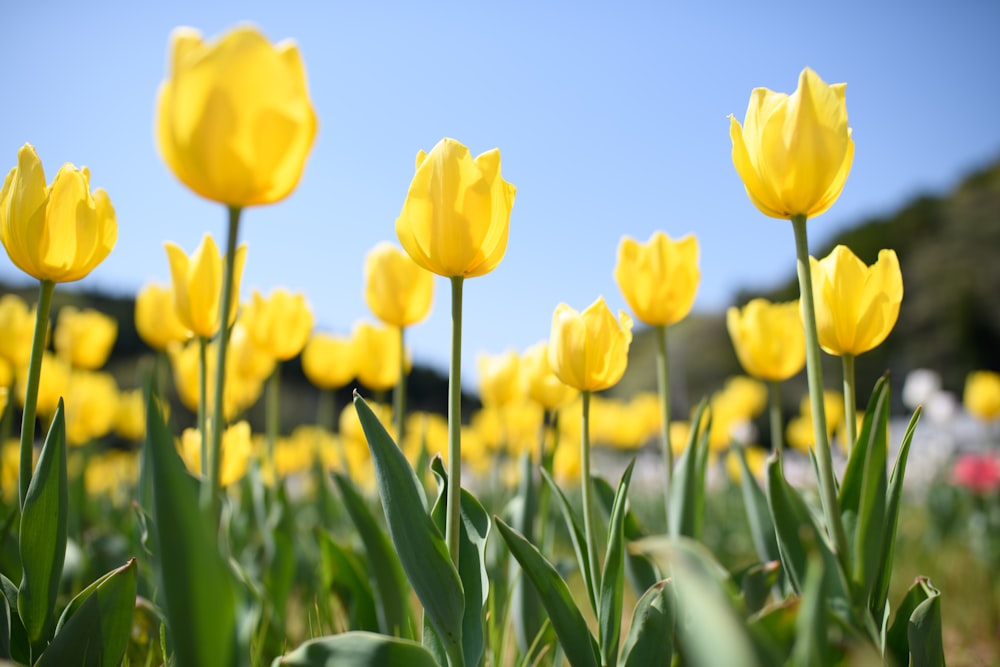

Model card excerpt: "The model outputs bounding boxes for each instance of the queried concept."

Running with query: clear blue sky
[2,1,999,388]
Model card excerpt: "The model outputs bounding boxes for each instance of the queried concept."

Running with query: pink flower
[951,454,1000,494]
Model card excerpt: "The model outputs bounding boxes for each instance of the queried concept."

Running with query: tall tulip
[548,296,632,599]
[811,245,903,449]
[614,230,699,522]
[395,137,516,563]
[478,351,523,408]
[0,143,117,505]
[164,234,246,339]
[135,283,191,351]
[302,332,356,432]
[156,23,317,512]
[730,68,854,560]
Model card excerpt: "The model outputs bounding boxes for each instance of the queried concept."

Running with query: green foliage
[271,631,440,667]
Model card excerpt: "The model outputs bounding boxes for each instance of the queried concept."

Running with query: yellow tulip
[964,371,1000,421]
[726,446,768,485]
[396,138,516,278]
[164,234,247,339]
[726,299,805,382]
[553,442,581,486]
[0,294,36,367]
[178,420,252,486]
[478,351,522,408]
[0,386,7,417]
[135,283,191,350]
[228,321,275,383]
[114,388,147,442]
[810,245,903,356]
[16,352,69,416]
[168,339,263,419]
[0,143,117,282]
[54,306,118,370]
[614,231,700,326]
[63,370,119,446]
[353,321,406,392]
[156,25,318,207]
[729,68,854,220]
[521,341,578,411]
[301,332,356,390]
[241,288,314,361]
[786,390,844,453]
[548,296,633,392]
[364,241,434,328]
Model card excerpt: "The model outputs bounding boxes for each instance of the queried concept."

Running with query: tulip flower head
[964,370,1000,421]
[614,231,700,326]
[396,138,516,278]
[810,245,902,357]
[352,321,406,392]
[156,25,318,207]
[726,298,806,382]
[164,234,247,339]
[302,332,356,390]
[548,297,633,392]
[730,68,854,220]
[0,294,37,366]
[0,144,117,283]
[241,288,314,361]
[54,306,118,370]
[521,341,578,411]
[478,350,523,408]
[364,241,434,327]
[135,283,191,350]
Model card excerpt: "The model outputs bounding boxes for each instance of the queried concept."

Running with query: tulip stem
[206,205,243,518]
[580,390,601,608]
[445,276,464,565]
[266,365,281,461]
[655,324,673,531]
[841,354,857,455]
[18,279,55,508]
[768,381,784,459]
[198,336,209,482]
[393,326,406,445]
[791,214,849,567]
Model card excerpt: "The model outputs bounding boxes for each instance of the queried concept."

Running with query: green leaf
[145,388,240,667]
[36,558,137,667]
[598,460,635,667]
[494,518,599,667]
[353,393,464,665]
[765,456,850,616]
[540,468,596,614]
[788,556,831,667]
[737,561,781,615]
[315,530,379,633]
[0,574,27,663]
[735,448,780,566]
[508,451,546,657]
[669,401,709,540]
[618,580,673,667]
[871,407,921,625]
[886,577,944,667]
[592,475,658,597]
[272,631,440,667]
[428,456,490,667]
[838,375,889,607]
[18,399,68,645]
[331,473,413,639]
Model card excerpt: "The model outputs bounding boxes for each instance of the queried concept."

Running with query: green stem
[317,388,336,433]
[445,276,464,565]
[655,324,673,531]
[266,364,281,461]
[198,336,209,482]
[580,390,601,604]
[393,326,406,444]
[791,214,849,565]
[18,279,55,508]
[768,381,784,459]
[206,205,242,516]
[841,353,857,455]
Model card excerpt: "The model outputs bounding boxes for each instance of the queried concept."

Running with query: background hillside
[2,156,999,430]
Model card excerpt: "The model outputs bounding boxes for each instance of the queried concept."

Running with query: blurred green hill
[2,156,999,429]
[613,156,1000,417]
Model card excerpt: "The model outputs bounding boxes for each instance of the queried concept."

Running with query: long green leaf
[429,457,490,667]
[886,576,944,667]
[272,631,440,667]
[36,558,137,667]
[618,579,673,667]
[592,475,658,596]
[331,473,413,638]
[0,574,27,663]
[315,530,379,633]
[871,407,921,625]
[494,518,599,667]
[598,460,635,667]
[669,401,708,540]
[146,388,239,667]
[508,451,545,657]
[765,457,851,619]
[540,468,596,614]
[788,556,831,667]
[736,448,780,566]
[353,393,464,665]
[18,399,67,646]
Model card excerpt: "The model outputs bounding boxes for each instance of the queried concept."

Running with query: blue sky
[2,1,999,389]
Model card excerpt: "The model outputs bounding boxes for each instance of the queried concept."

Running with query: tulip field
[2,22,1000,667]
